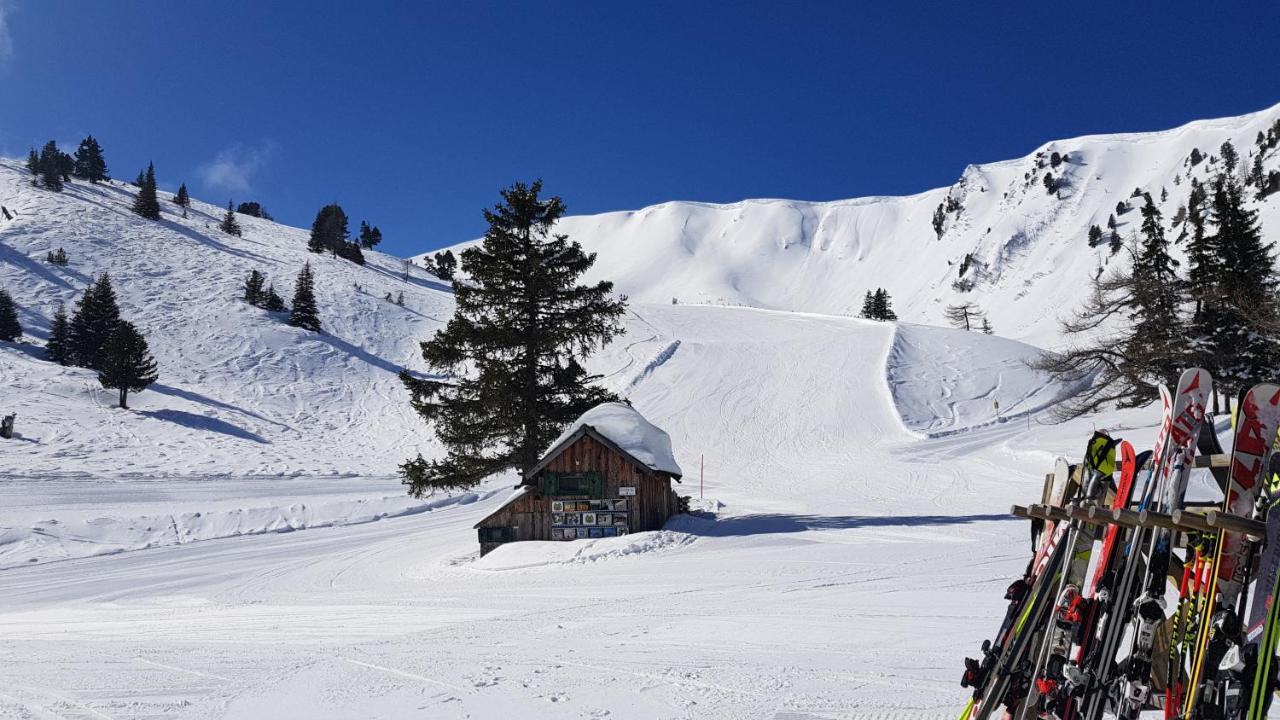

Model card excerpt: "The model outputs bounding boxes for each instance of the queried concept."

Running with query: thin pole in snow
[700,454,704,499]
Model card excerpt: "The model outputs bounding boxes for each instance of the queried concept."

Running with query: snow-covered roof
[473,484,533,529]
[534,402,683,479]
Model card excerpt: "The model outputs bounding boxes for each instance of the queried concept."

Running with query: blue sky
[1,1,1277,256]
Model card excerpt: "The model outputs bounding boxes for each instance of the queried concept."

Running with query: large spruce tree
[0,288,21,341]
[308,204,349,254]
[97,321,159,409]
[1126,194,1184,396]
[72,135,110,183]
[68,274,122,369]
[1037,194,1192,417]
[131,163,161,220]
[399,180,626,495]
[288,262,321,331]
[1199,174,1279,400]
[38,141,65,191]
[46,303,71,364]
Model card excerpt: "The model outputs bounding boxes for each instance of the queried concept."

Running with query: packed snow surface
[546,401,683,476]
[3,102,1275,718]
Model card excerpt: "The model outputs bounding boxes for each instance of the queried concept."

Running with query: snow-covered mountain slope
[421,103,1280,347]
[0,303,1090,718]
[0,158,454,476]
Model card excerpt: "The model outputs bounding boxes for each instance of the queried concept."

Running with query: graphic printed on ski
[1182,383,1280,716]
[1114,368,1210,718]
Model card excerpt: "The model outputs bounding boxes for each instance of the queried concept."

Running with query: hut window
[543,471,603,497]
[478,527,516,543]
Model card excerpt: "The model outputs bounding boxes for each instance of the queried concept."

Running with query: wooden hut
[475,403,683,556]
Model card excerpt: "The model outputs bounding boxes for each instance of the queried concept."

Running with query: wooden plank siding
[476,432,681,556]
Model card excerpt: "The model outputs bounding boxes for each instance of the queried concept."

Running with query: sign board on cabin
[618,486,637,496]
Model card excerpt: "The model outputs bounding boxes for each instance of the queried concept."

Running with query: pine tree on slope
[398,180,627,495]
[220,200,242,236]
[1126,194,1184,397]
[1202,174,1279,400]
[97,321,159,409]
[38,141,64,191]
[46,303,71,364]
[244,270,265,305]
[131,163,161,220]
[288,263,321,331]
[72,135,110,183]
[859,290,876,319]
[26,148,39,176]
[308,204,349,254]
[68,274,122,369]
[0,288,21,341]
[262,284,286,312]
[173,183,190,217]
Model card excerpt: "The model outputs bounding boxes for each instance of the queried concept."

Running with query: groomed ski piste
[2,103,1279,718]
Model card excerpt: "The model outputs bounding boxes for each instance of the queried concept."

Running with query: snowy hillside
[0,158,454,476]
[421,103,1280,347]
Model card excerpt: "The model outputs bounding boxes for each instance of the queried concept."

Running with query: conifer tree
[46,303,71,364]
[131,163,161,220]
[358,220,383,249]
[235,201,271,220]
[72,135,110,183]
[432,250,457,280]
[1198,173,1279,399]
[859,290,876,319]
[873,288,898,321]
[1088,224,1103,248]
[1108,229,1123,255]
[1126,195,1184,392]
[308,204,349,254]
[173,183,190,209]
[1220,140,1240,177]
[399,180,626,495]
[288,262,321,331]
[135,169,145,187]
[68,274,121,369]
[980,317,994,335]
[97,321,159,409]
[262,284,286,312]
[243,270,265,305]
[0,288,20,341]
[38,141,65,191]
[26,148,39,175]
[219,200,242,236]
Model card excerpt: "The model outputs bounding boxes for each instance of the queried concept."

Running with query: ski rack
[1010,503,1265,542]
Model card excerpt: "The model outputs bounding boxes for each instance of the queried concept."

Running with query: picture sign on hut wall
[550,498,629,540]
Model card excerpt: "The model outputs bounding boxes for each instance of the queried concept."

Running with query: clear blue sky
[1,1,1277,256]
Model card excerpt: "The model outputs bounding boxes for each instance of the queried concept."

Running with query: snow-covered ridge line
[420,102,1280,349]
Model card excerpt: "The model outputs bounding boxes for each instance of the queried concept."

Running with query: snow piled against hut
[548,402,683,477]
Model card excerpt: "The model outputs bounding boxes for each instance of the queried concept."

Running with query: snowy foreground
[0,304,1168,719]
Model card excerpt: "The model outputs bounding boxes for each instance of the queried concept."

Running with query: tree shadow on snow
[313,333,405,376]
[150,384,294,431]
[160,218,274,265]
[673,512,1017,537]
[140,409,270,444]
